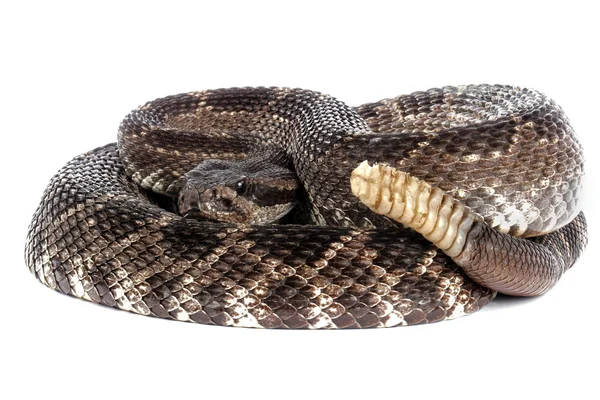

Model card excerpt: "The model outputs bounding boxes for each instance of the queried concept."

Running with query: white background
[1,1,598,399]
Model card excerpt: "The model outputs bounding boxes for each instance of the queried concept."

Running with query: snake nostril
[221,198,232,209]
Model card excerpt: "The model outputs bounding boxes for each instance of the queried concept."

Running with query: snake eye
[235,178,248,195]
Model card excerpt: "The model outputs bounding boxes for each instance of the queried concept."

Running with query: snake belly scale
[25,85,587,328]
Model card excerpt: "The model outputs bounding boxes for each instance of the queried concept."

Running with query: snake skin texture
[25,85,586,328]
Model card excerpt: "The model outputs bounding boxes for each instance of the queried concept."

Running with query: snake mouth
[194,194,295,225]
[179,189,294,225]
[197,194,253,223]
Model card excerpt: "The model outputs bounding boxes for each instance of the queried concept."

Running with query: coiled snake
[25,85,587,328]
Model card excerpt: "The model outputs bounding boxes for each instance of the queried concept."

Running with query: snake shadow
[484,293,540,312]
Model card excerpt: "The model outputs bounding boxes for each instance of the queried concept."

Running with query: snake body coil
[25,85,587,328]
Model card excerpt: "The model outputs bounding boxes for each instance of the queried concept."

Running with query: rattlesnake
[25,85,587,328]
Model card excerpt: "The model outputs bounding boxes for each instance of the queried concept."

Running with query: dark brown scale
[25,86,586,328]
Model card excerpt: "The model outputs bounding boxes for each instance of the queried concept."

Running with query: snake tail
[350,161,587,296]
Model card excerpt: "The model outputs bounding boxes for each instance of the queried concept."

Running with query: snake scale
[25,85,587,328]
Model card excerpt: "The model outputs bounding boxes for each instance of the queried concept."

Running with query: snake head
[177,159,299,225]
